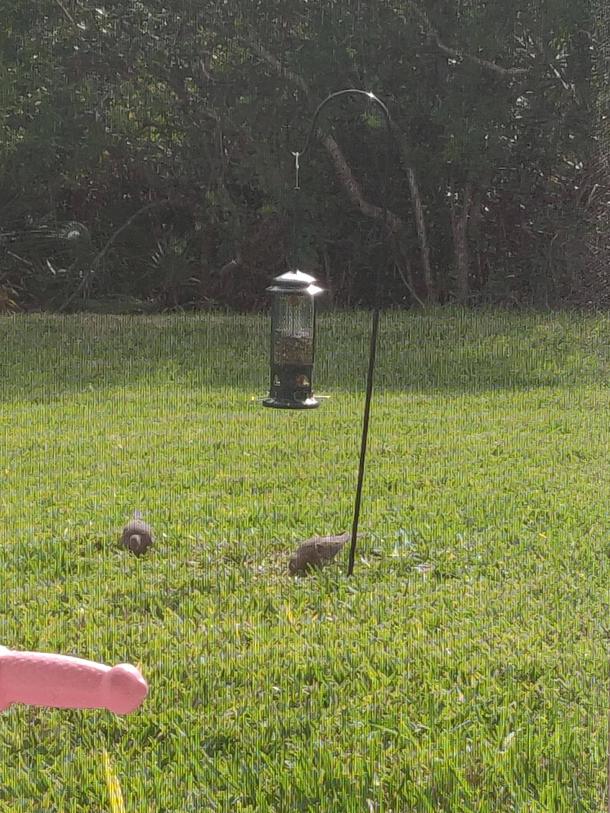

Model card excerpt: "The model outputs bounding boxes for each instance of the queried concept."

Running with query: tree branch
[406,164,435,299]
[406,0,529,78]
[243,35,406,230]
[394,256,426,307]
[243,28,440,301]
[57,200,173,312]
[320,133,403,234]
[244,28,310,95]
[53,0,77,27]
[157,66,220,125]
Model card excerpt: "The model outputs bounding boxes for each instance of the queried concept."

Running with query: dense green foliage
[0,1,608,311]
[0,310,608,809]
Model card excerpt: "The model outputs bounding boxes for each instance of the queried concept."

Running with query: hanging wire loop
[291,151,301,189]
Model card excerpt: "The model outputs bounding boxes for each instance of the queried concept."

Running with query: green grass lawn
[0,308,608,812]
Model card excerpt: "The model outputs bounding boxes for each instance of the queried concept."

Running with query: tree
[0,0,603,310]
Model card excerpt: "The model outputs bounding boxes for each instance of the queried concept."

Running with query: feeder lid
[267,269,323,296]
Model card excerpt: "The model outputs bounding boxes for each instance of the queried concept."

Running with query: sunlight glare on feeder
[263,269,323,409]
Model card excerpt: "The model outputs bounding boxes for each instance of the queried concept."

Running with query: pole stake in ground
[282,89,394,576]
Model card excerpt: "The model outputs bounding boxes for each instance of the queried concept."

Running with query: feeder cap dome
[266,269,323,296]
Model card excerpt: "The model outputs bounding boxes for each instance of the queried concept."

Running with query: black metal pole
[292,89,393,576]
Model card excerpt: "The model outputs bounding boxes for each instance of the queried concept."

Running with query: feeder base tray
[263,396,320,409]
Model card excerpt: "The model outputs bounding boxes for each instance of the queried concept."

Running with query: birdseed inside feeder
[263,270,323,409]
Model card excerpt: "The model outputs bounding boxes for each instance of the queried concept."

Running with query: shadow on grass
[0,308,608,404]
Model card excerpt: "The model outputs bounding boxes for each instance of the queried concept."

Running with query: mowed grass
[0,308,608,812]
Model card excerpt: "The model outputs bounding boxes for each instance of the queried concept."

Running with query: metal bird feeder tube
[263,270,323,409]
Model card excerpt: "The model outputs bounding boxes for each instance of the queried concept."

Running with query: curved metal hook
[294,89,392,161]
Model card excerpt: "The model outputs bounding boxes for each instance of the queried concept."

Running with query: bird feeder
[263,270,323,409]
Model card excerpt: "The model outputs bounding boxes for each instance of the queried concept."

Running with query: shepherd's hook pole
[293,89,393,576]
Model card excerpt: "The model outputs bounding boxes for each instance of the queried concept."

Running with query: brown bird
[121,510,154,556]
[288,531,362,575]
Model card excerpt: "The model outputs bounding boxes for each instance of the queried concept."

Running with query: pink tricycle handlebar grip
[0,647,148,714]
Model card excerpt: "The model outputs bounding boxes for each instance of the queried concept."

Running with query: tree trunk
[406,166,436,303]
[393,126,437,304]
[586,0,610,306]
[450,182,474,305]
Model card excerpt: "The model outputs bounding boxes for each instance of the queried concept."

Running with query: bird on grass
[121,510,154,556]
[288,531,362,575]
